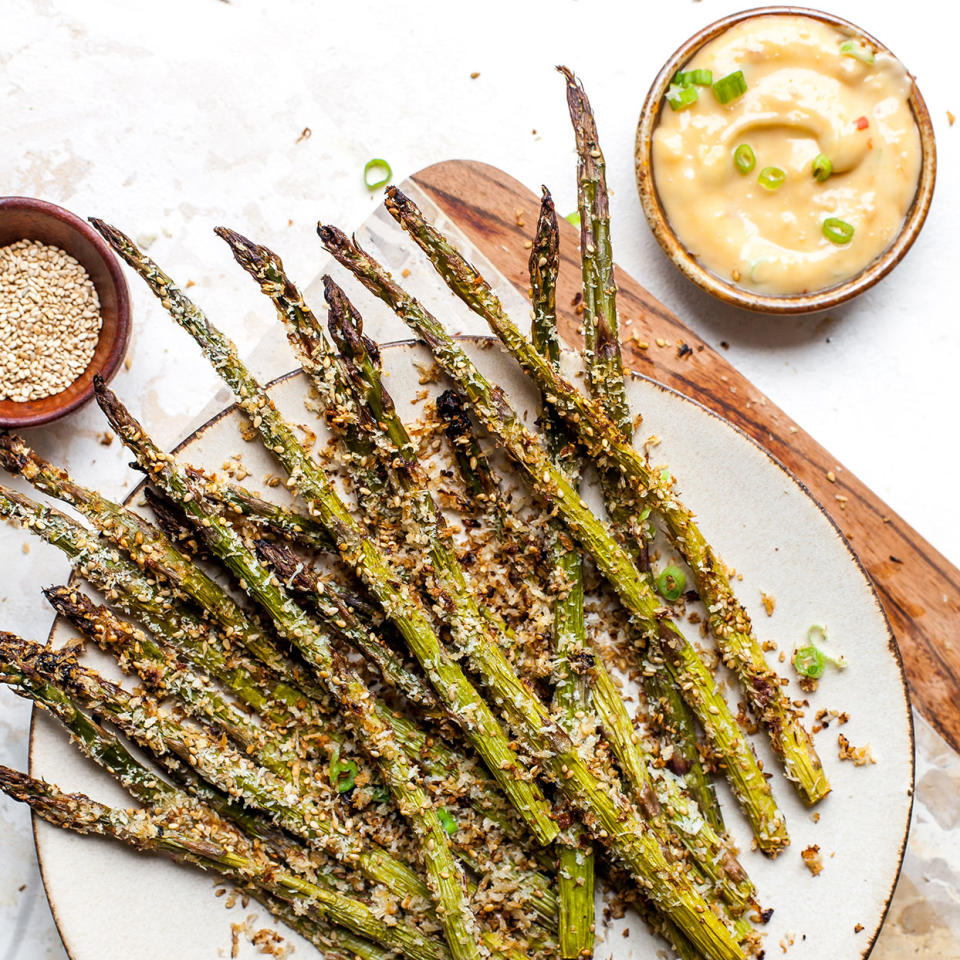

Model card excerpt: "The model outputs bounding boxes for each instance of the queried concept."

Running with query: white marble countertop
[1,1,958,957]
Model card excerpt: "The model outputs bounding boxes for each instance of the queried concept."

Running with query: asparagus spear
[382,186,827,810]
[530,188,595,960]
[0,765,451,960]
[558,70,723,831]
[319,211,785,857]
[93,381,485,960]
[42,586,332,786]
[98,219,556,846]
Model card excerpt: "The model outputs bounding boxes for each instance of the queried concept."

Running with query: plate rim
[29,334,915,960]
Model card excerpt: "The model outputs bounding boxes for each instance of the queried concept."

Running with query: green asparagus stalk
[211,479,336,551]
[0,765,450,960]
[530,188,595,960]
[558,68,723,831]
[322,270,751,910]
[93,380,484,960]
[0,483,524,867]
[0,432,341,707]
[320,210,785,858]
[382,186,826,811]
[41,586,330,788]
[143,482,377,620]
[95,220,744,959]
[0,653,458,960]
[98,219,557,847]
[212,225,395,519]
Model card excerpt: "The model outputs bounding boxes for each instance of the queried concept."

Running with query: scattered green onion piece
[659,468,671,485]
[807,625,848,669]
[812,154,833,182]
[712,70,747,104]
[758,166,786,191]
[330,756,359,793]
[436,808,458,835]
[565,211,581,227]
[665,83,698,111]
[371,785,390,803]
[839,40,875,64]
[674,68,713,86]
[793,645,826,679]
[656,565,686,602]
[363,158,392,190]
[822,217,855,244]
[733,143,756,175]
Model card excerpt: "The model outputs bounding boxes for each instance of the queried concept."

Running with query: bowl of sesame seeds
[0,197,130,428]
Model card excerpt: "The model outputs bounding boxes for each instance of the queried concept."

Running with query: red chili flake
[856,116,869,130]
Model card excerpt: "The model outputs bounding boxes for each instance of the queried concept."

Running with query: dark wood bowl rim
[0,196,131,427]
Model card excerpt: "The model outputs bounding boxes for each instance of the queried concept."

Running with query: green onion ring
[733,144,756,175]
[656,565,686,602]
[363,158,393,190]
[757,166,786,191]
[822,217,855,244]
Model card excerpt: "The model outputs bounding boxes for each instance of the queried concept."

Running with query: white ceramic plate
[31,338,913,960]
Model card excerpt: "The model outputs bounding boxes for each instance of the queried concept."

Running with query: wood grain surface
[410,159,958,751]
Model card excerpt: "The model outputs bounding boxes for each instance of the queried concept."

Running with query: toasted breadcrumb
[801,844,823,876]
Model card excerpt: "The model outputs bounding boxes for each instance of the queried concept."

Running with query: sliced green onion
[812,154,833,182]
[795,625,847,678]
[674,68,713,86]
[659,468,671,485]
[807,625,847,669]
[793,645,826,679]
[363,158,392,190]
[839,40,875,64]
[656,565,686,602]
[758,166,785,191]
[437,808,458,835]
[330,756,359,793]
[371,785,390,803]
[565,211,581,227]
[822,217,855,244]
[712,70,747,104]
[733,143,756,175]
[665,83,698,111]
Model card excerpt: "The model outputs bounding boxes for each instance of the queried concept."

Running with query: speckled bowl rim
[635,5,938,315]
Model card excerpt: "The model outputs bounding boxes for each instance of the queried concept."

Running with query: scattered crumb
[470,71,480,79]
[811,812,820,822]
[18,883,26,892]
[826,470,836,483]
[801,844,823,876]
[854,923,864,933]
[720,340,729,350]
[732,267,741,282]
[296,127,312,143]
[835,494,848,509]
[401,268,411,278]
[948,111,955,126]
[655,337,667,347]
[761,592,775,617]
[838,732,875,765]
[515,208,525,228]
[21,542,29,555]
[124,356,132,370]
[98,430,113,446]
[413,359,441,385]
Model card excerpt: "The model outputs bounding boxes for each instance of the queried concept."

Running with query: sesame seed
[0,240,102,401]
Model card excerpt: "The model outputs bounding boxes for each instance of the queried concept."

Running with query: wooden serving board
[410,159,959,752]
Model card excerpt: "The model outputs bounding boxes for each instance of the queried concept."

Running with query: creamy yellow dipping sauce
[652,15,922,296]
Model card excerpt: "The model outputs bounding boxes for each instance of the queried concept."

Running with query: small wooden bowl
[635,6,938,315]
[0,197,131,428]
